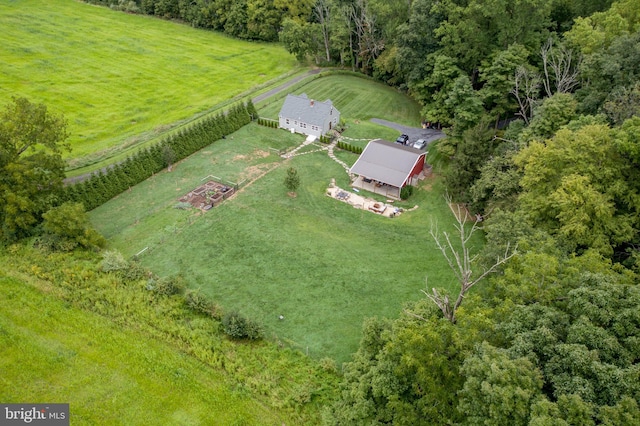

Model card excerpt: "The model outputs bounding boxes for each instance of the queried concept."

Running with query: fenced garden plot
[180,180,236,211]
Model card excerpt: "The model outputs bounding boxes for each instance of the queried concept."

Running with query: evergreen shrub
[222,311,263,340]
[400,184,415,200]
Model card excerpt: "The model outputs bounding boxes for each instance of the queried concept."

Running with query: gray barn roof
[349,139,425,187]
[279,93,338,126]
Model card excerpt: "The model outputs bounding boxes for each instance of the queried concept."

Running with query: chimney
[310,99,314,107]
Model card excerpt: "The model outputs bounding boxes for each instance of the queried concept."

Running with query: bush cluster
[100,250,147,282]
[152,275,186,296]
[64,101,256,211]
[318,134,332,144]
[257,117,278,128]
[222,311,263,340]
[183,289,222,319]
[336,141,363,154]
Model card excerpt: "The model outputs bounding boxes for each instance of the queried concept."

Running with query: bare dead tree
[423,198,517,323]
[348,0,384,71]
[541,38,581,97]
[314,0,332,63]
[511,66,540,125]
[338,3,357,71]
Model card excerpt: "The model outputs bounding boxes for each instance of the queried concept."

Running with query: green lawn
[0,0,297,167]
[90,124,470,363]
[0,276,292,425]
[258,73,422,145]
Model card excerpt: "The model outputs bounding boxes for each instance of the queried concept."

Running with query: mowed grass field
[90,121,471,363]
[0,276,293,425]
[259,73,423,144]
[0,0,297,167]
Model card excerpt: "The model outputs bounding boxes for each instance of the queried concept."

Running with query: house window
[294,121,298,126]
[286,119,290,125]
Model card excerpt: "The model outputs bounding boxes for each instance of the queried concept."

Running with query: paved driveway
[370,118,445,147]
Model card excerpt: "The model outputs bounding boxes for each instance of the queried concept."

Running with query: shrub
[154,275,186,297]
[319,357,338,373]
[222,311,263,340]
[100,250,129,273]
[185,289,210,312]
[400,185,415,200]
[41,202,106,251]
[184,289,221,318]
[121,261,147,282]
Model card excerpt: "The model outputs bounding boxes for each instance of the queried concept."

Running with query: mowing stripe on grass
[0,0,297,165]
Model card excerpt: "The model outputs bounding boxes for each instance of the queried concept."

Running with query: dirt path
[252,68,321,104]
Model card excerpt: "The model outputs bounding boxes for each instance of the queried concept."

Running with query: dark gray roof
[279,93,338,126]
[349,139,425,187]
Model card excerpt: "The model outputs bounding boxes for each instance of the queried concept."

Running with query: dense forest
[3,0,640,424]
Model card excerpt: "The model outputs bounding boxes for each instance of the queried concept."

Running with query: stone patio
[326,183,404,218]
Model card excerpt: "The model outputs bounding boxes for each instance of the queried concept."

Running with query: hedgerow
[65,101,256,211]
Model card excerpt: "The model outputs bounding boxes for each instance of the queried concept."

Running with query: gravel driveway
[370,118,445,147]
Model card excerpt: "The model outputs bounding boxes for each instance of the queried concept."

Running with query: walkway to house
[281,138,352,176]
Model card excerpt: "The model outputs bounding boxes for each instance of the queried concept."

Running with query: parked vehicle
[412,139,427,150]
[395,134,409,145]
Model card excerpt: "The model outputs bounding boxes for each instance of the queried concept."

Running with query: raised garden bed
[178,180,235,211]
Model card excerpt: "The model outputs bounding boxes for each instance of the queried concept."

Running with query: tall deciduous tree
[479,44,531,126]
[516,123,638,257]
[41,202,106,251]
[420,54,465,126]
[396,0,443,87]
[0,97,69,241]
[459,342,543,426]
[280,18,319,61]
[313,0,333,62]
[326,301,475,424]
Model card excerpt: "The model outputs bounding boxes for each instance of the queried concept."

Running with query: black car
[395,134,409,145]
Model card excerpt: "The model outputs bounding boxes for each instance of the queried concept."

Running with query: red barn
[349,139,426,199]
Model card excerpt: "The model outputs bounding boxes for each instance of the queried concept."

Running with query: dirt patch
[419,173,438,191]
[240,164,272,182]
[233,149,271,162]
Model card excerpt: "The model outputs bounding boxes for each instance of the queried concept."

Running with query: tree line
[325,1,640,424]
[84,0,316,42]
[65,101,255,210]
